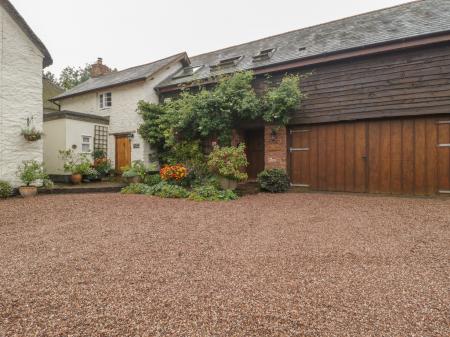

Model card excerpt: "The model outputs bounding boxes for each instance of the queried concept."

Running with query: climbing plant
[138,71,303,162]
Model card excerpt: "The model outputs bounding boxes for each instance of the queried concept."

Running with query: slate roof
[158,0,450,88]
[0,0,52,67]
[43,110,110,124]
[53,53,188,100]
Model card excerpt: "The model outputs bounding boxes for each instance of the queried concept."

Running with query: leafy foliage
[257,169,290,193]
[188,185,238,201]
[262,75,303,125]
[16,160,52,187]
[148,182,190,198]
[143,174,161,186]
[207,144,248,181]
[121,183,153,195]
[138,71,302,160]
[59,149,97,176]
[58,64,92,90]
[121,160,155,179]
[0,180,13,198]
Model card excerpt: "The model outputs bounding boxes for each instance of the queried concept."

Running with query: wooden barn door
[115,135,131,172]
[244,129,265,180]
[289,122,368,192]
[289,116,450,195]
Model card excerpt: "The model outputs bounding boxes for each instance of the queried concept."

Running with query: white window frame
[81,135,92,153]
[99,92,112,109]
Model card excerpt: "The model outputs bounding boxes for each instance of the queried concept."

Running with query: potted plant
[21,127,43,141]
[207,144,248,190]
[16,160,52,198]
[122,160,152,184]
[59,149,98,184]
[92,150,112,180]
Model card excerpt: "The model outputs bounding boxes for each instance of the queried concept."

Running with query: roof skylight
[210,56,243,71]
[252,48,276,62]
[172,65,203,79]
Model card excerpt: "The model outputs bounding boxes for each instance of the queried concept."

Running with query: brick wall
[264,125,287,170]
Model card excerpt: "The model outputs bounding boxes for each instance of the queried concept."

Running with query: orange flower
[160,164,188,181]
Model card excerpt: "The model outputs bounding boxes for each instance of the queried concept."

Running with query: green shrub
[16,160,53,187]
[121,183,152,194]
[149,182,190,198]
[143,174,161,186]
[207,144,248,181]
[257,169,290,193]
[0,180,13,198]
[188,185,238,201]
[122,160,157,180]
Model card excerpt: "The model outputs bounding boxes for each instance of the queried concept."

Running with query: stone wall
[0,6,44,187]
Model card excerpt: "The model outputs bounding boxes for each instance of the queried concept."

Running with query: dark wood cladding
[253,43,450,125]
[289,115,450,195]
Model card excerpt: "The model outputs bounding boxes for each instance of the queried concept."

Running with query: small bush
[0,180,13,198]
[207,144,248,181]
[143,174,161,186]
[121,183,152,195]
[257,169,290,193]
[17,160,52,187]
[149,182,190,198]
[189,185,238,201]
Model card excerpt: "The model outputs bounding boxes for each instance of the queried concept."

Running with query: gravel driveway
[0,193,448,336]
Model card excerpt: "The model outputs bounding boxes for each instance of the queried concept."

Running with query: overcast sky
[11,0,413,76]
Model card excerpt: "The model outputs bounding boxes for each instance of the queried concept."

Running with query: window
[210,56,243,71]
[81,136,92,153]
[252,48,276,62]
[173,65,203,79]
[99,92,112,109]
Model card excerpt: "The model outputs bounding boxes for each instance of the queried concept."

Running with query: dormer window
[99,92,112,109]
[252,48,276,62]
[210,56,243,71]
[172,65,203,79]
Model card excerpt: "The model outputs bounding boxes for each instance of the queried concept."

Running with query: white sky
[11,0,413,76]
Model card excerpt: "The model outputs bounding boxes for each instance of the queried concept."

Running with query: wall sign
[133,143,140,149]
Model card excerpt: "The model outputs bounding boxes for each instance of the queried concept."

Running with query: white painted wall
[43,119,66,175]
[58,62,183,168]
[0,6,45,187]
[43,118,106,175]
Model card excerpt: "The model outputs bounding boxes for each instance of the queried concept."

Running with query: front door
[115,135,131,172]
[244,129,265,180]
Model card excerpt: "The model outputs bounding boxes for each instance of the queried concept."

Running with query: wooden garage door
[289,116,450,195]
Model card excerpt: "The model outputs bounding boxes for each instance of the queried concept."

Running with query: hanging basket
[21,128,43,142]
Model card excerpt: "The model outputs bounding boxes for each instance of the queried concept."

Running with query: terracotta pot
[70,173,82,184]
[18,186,37,198]
[218,177,238,190]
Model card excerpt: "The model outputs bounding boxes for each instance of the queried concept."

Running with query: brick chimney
[90,57,112,78]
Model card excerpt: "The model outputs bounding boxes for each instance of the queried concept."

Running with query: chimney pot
[97,57,103,64]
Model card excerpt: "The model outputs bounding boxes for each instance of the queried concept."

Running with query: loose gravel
[0,193,448,337]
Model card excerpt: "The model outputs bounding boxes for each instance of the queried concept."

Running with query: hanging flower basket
[21,127,43,141]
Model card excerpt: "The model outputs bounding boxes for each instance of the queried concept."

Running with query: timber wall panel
[253,43,450,124]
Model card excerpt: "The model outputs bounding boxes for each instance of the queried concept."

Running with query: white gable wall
[0,6,44,187]
[58,61,183,168]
